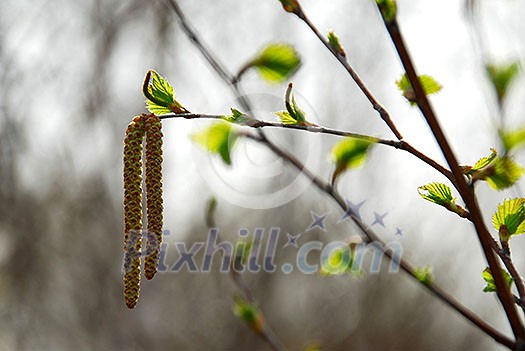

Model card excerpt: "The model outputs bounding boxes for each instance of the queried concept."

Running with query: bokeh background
[1,0,525,350]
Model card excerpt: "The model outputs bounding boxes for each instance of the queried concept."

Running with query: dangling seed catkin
[123,115,146,309]
[144,113,164,280]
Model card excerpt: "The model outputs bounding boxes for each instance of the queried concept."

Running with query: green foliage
[485,157,524,190]
[320,245,363,276]
[492,198,525,240]
[396,74,442,105]
[191,122,238,165]
[234,239,254,266]
[250,44,301,83]
[482,268,513,293]
[414,266,433,286]
[418,182,469,218]
[376,0,397,24]
[486,62,520,104]
[467,149,524,190]
[275,83,313,126]
[331,138,374,184]
[222,108,252,125]
[233,297,264,333]
[500,127,525,153]
[327,30,346,57]
[418,182,454,206]
[142,70,188,114]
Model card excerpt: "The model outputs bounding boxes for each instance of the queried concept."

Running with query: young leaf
[142,70,189,115]
[466,148,498,175]
[376,0,397,24]
[492,198,525,237]
[327,30,346,57]
[274,83,314,126]
[414,266,433,286]
[331,138,374,184]
[233,297,265,333]
[320,246,363,277]
[396,74,442,105]
[191,122,238,165]
[222,108,252,125]
[482,268,513,293]
[500,127,525,153]
[485,157,524,190]
[486,62,520,104]
[418,182,454,206]
[250,44,301,83]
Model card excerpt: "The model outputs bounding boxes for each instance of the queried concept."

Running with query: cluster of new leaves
[396,74,442,105]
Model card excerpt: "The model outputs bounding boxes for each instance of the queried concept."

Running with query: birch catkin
[144,114,164,280]
[123,115,146,309]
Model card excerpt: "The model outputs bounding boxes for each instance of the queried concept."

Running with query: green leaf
[191,122,238,165]
[414,266,433,286]
[482,268,513,293]
[418,182,454,206]
[485,157,524,190]
[275,111,298,125]
[468,148,498,175]
[500,127,525,153]
[222,108,252,125]
[486,62,520,104]
[376,0,397,23]
[327,30,346,57]
[143,70,188,114]
[320,246,363,277]
[251,44,301,83]
[492,198,525,236]
[233,296,264,333]
[396,74,442,105]
[234,240,254,266]
[331,138,374,183]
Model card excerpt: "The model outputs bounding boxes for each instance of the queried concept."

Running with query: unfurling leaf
[492,198,525,240]
[320,245,363,277]
[142,70,189,115]
[414,266,433,286]
[233,297,265,334]
[191,122,238,165]
[222,108,253,125]
[274,83,314,126]
[376,0,397,24]
[396,74,442,105]
[418,182,469,218]
[331,138,374,184]
[467,149,524,190]
[482,267,513,293]
[328,31,346,57]
[500,127,525,153]
[250,44,301,83]
[486,62,520,105]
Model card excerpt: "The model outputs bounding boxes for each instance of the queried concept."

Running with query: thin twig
[287,6,403,140]
[239,130,514,350]
[377,9,525,343]
[205,199,287,351]
[159,112,455,184]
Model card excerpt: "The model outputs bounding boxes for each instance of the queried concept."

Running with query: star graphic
[306,210,329,232]
[371,211,389,227]
[394,227,404,236]
[284,233,300,248]
[339,199,365,222]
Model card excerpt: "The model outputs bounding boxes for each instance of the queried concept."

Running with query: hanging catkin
[144,114,164,280]
[123,115,146,309]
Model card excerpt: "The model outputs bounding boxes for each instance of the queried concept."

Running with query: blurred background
[1,0,525,350]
